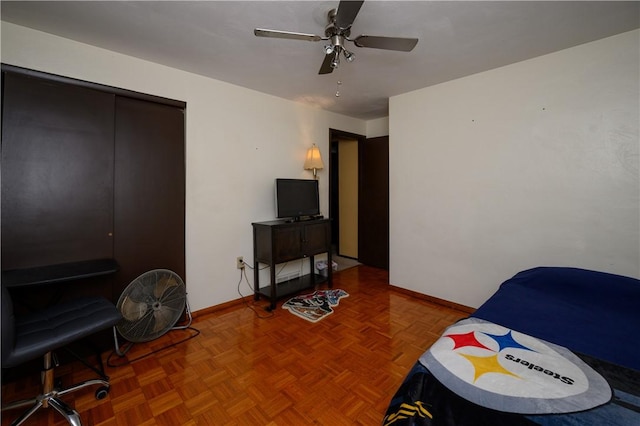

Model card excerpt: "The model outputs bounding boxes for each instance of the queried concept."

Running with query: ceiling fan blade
[254,28,323,42]
[335,0,364,29]
[318,53,334,75]
[353,35,418,52]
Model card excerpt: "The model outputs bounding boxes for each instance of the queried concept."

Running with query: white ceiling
[2,1,638,120]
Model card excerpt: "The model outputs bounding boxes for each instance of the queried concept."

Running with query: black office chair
[1,285,122,426]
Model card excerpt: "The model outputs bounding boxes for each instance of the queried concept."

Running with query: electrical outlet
[236,256,244,269]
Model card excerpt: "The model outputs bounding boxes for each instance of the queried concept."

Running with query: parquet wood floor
[1,265,469,425]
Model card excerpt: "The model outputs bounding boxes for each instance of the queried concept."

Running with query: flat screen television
[275,178,320,221]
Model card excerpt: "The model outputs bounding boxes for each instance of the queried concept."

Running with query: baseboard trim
[389,285,475,314]
[193,285,475,318]
[191,296,254,318]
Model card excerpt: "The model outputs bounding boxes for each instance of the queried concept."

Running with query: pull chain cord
[335,80,342,97]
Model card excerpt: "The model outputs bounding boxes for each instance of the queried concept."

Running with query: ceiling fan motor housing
[254,0,418,74]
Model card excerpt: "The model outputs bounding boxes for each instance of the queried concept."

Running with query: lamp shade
[304,144,324,171]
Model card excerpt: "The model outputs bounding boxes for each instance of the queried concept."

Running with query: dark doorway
[329,140,340,246]
[329,129,389,270]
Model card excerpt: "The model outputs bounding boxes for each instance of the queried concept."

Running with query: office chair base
[2,378,109,426]
[5,396,80,426]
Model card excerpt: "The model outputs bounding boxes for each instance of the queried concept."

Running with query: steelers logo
[419,318,611,414]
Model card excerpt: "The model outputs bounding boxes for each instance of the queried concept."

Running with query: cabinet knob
[108,232,113,237]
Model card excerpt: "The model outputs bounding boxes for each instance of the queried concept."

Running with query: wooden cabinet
[1,72,116,271]
[252,219,332,310]
[1,67,185,306]
[112,96,185,296]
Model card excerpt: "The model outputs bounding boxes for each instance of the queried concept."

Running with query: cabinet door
[303,222,330,256]
[272,226,303,262]
[1,72,115,269]
[113,97,185,294]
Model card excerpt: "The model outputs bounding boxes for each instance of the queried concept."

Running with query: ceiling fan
[254,0,419,74]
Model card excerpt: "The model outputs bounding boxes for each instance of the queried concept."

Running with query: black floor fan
[112,269,192,357]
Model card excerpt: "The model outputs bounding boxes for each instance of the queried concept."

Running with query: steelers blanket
[419,318,611,414]
[383,317,640,426]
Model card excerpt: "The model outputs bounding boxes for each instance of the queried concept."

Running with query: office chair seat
[2,285,122,426]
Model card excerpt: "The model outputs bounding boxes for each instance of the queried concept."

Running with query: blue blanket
[473,267,640,371]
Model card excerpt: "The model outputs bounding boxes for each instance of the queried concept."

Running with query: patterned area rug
[282,289,349,322]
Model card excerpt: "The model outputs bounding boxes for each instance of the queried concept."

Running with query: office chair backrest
[1,285,16,368]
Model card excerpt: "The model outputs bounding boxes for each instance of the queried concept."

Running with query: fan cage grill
[116,269,186,343]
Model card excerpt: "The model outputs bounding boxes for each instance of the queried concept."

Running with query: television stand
[252,219,332,311]
[284,214,325,223]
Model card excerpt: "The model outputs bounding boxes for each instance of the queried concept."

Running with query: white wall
[390,30,640,308]
[1,22,366,312]
[366,117,389,138]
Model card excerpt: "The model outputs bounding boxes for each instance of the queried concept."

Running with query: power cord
[106,326,200,367]
[242,259,288,276]
[237,267,274,319]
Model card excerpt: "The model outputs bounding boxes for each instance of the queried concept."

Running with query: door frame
[328,128,366,259]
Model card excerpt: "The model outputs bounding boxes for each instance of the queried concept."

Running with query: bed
[383,267,640,425]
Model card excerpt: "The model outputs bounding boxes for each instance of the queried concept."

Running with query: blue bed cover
[473,267,640,371]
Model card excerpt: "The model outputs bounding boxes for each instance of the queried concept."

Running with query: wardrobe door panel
[1,72,115,269]
[113,96,185,295]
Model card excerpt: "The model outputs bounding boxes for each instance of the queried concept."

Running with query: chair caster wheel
[95,386,109,400]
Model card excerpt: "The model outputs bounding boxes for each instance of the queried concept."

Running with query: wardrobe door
[113,96,185,295]
[1,72,115,270]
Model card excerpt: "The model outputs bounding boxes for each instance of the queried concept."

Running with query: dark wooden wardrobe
[1,66,185,312]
